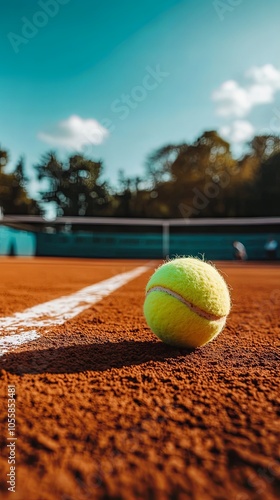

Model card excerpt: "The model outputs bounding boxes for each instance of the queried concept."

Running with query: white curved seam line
[146,286,226,322]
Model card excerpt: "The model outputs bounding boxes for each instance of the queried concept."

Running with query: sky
[1,0,280,196]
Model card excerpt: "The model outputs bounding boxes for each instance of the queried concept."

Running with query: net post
[162,221,170,259]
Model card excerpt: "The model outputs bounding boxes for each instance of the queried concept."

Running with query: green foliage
[258,151,280,216]
[140,131,280,218]
[36,152,112,216]
[137,131,239,217]
[0,150,40,215]
[1,130,280,218]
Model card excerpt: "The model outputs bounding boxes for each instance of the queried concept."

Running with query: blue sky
[1,0,280,195]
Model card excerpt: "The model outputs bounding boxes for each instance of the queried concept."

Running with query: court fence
[1,216,280,260]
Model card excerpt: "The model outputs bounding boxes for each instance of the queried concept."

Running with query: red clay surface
[0,257,280,500]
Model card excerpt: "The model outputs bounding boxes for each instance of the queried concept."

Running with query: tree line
[1,130,280,218]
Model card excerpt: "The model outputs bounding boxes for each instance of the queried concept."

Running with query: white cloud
[246,64,280,89]
[38,115,109,150]
[220,120,254,144]
[212,80,250,118]
[212,64,280,118]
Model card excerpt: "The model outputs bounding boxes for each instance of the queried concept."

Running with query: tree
[258,151,280,216]
[248,135,280,163]
[36,152,112,217]
[145,131,238,217]
[0,147,8,168]
[145,144,185,187]
[234,135,280,216]
[0,148,40,215]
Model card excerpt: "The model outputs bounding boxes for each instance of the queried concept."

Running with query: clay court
[0,257,279,500]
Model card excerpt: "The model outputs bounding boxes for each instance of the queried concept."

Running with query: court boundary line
[0,264,152,356]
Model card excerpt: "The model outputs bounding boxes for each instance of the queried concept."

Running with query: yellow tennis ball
[144,257,231,348]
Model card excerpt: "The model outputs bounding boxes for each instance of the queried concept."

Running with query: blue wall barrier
[36,231,279,260]
[36,232,163,258]
[0,226,36,256]
[0,226,278,260]
[169,234,278,260]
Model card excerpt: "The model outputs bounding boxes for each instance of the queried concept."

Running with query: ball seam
[146,286,226,322]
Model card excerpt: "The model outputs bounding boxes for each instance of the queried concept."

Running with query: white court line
[0,265,150,356]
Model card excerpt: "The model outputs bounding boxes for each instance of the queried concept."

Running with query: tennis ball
[144,257,231,348]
